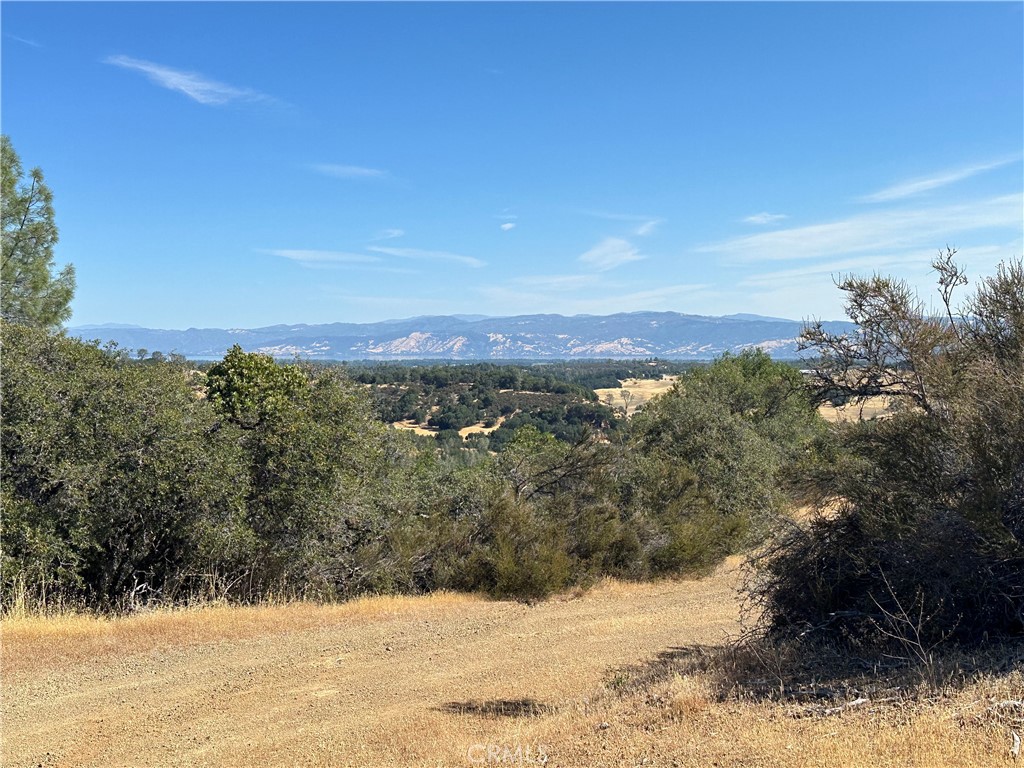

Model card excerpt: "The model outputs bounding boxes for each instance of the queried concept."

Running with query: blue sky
[3,2,1021,329]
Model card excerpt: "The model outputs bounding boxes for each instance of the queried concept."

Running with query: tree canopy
[1,135,75,329]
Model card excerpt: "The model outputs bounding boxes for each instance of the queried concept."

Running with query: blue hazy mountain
[69,311,854,360]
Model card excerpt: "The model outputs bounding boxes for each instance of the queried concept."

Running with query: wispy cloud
[500,222,516,232]
[581,208,659,236]
[861,157,1020,202]
[263,249,381,267]
[368,246,486,269]
[740,254,926,290]
[511,274,601,292]
[742,243,1016,291]
[7,34,41,48]
[580,210,663,237]
[105,55,271,105]
[311,164,389,180]
[581,210,654,223]
[372,228,405,241]
[635,219,663,236]
[743,212,788,225]
[478,281,706,316]
[578,238,645,271]
[734,243,1020,321]
[698,194,1023,263]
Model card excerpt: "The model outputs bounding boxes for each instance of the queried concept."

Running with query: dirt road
[2,570,740,767]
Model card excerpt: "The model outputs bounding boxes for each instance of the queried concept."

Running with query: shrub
[1,324,248,609]
[627,350,824,550]
[749,253,1024,652]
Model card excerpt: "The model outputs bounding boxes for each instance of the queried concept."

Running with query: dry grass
[1,591,482,681]
[515,671,1022,768]
[817,394,897,423]
[2,560,1016,767]
[459,415,508,438]
[390,415,509,438]
[594,373,899,424]
[391,419,439,436]
[595,376,678,416]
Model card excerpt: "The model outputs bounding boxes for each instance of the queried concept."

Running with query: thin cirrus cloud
[634,219,663,236]
[743,212,788,225]
[311,163,389,180]
[860,156,1020,203]
[478,281,706,316]
[7,34,42,48]
[104,55,271,106]
[511,274,601,292]
[368,246,486,269]
[372,228,405,241]
[741,244,1012,291]
[500,223,516,232]
[580,210,663,237]
[697,193,1023,263]
[740,254,927,291]
[263,249,382,267]
[578,237,645,271]
[735,244,1016,320]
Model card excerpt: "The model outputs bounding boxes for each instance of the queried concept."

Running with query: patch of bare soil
[459,415,508,438]
[391,419,438,436]
[4,558,1012,767]
[2,569,738,767]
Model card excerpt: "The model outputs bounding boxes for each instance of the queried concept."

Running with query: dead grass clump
[667,674,718,720]
[603,645,720,698]
[573,639,1022,767]
[437,698,555,718]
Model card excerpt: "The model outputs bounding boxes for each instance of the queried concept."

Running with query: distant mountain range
[69,312,855,361]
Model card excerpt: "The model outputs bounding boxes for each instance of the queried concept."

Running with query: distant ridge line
[69,311,853,361]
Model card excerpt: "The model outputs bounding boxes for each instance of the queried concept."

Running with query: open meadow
[595,376,679,416]
[4,558,1018,768]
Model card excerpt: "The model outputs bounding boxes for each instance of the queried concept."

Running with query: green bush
[204,347,391,599]
[750,254,1024,651]
[627,350,824,552]
[1,324,248,609]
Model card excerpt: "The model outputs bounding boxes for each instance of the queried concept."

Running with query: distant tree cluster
[348,360,706,452]
[349,362,623,448]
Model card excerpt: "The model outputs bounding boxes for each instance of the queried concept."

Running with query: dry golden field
[596,376,899,424]
[595,376,678,416]
[3,558,1019,767]
[817,394,897,423]
[391,415,508,438]
[458,415,509,438]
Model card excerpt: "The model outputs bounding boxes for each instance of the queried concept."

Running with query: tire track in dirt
[3,569,740,767]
